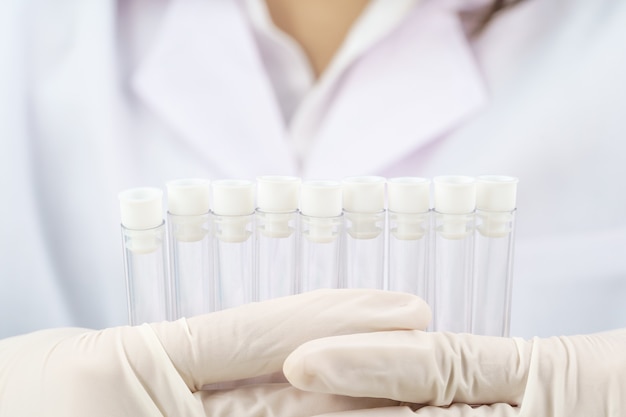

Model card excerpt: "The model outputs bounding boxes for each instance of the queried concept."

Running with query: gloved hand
[0,289,430,416]
[284,329,626,416]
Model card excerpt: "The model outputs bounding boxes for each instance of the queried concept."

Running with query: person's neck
[264,0,370,79]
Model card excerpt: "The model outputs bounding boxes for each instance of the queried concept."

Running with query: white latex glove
[284,329,626,416]
[0,289,430,416]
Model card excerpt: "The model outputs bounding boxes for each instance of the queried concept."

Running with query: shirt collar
[242,0,421,125]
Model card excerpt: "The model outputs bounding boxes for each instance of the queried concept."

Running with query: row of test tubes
[119,175,518,336]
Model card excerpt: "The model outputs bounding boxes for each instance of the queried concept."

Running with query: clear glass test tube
[299,181,344,292]
[211,180,256,311]
[167,179,212,318]
[119,187,170,325]
[255,176,301,301]
[432,176,476,333]
[387,177,431,302]
[472,175,518,337]
[342,176,386,289]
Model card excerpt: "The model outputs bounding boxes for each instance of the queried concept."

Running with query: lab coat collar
[132,0,296,178]
[132,0,487,179]
[303,1,488,178]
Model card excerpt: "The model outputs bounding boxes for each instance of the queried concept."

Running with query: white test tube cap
[211,180,255,243]
[119,187,163,230]
[433,176,476,214]
[476,175,518,212]
[166,178,210,216]
[211,179,255,216]
[256,175,301,213]
[300,180,342,218]
[387,177,431,213]
[166,179,210,243]
[300,181,343,243]
[342,176,386,213]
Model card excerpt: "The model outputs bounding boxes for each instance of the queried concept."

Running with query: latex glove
[284,329,626,416]
[0,289,430,416]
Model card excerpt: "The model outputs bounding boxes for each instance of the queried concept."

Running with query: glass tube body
[471,209,516,336]
[168,212,212,318]
[343,211,385,289]
[387,211,430,301]
[256,210,298,300]
[212,213,255,310]
[299,214,343,292]
[122,222,170,325]
[432,212,475,333]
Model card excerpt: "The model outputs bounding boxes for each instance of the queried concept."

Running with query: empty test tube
[167,178,212,318]
[299,180,344,292]
[255,176,301,300]
[387,177,431,301]
[342,176,386,289]
[432,176,476,333]
[471,175,518,336]
[119,187,170,325]
[211,180,256,310]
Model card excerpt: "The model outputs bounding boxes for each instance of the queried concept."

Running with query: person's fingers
[285,330,530,406]
[310,404,519,417]
[196,383,399,417]
[150,289,431,390]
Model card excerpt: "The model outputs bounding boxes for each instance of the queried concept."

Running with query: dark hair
[475,0,526,34]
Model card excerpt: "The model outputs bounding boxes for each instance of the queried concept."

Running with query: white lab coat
[1,0,625,339]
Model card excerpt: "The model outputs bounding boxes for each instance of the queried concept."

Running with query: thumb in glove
[284,329,626,416]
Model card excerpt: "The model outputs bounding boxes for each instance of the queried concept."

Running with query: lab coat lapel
[132,0,295,178]
[304,3,488,178]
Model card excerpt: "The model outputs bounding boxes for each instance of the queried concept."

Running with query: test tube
[255,176,301,300]
[119,187,170,325]
[432,176,476,333]
[211,180,256,310]
[387,177,431,301]
[167,178,212,318]
[299,180,344,292]
[342,176,386,289]
[471,175,518,336]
